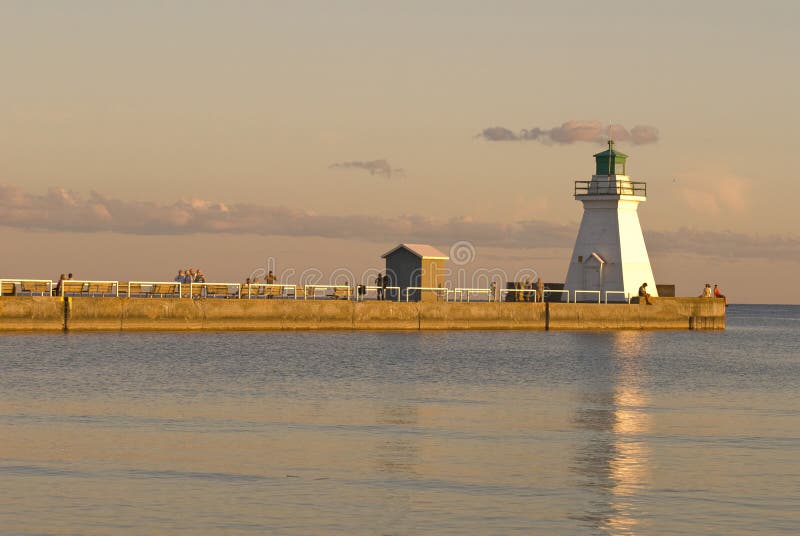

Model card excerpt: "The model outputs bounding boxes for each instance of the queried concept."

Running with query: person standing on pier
[376,273,384,301]
[54,273,67,296]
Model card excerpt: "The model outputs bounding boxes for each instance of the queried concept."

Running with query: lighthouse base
[564,195,657,301]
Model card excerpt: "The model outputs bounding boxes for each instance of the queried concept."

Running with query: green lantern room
[594,140,627,176]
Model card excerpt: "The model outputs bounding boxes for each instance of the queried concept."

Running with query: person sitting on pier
[194,269,206,283]
[638,282,653,305]
[700,283,713,298]
[174,270,185,283]
[714,284,726,301]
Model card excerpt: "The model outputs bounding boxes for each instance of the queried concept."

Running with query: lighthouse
[564,140,657,301]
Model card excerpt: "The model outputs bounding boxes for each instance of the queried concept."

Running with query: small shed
[381,243,449,301]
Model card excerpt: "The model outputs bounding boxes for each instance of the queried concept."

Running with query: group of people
[700,283,725,300]
[522,277,545,302]
[638,282,727,305]
[53,273,74,296]
[244,271,277,286]
[174,268,206,284]
[375,273,390,300]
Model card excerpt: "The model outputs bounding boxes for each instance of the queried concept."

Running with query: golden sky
[1,1,798,303]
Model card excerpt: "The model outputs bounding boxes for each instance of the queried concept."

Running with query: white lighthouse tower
[564,140,657,301]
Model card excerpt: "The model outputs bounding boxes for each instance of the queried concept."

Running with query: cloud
[676,169,751,215]
[477,127,520,142]
[630,125,659,145]
[329,158,403,179]
[0,184,795,262]
[0,184,570,246]
[477,120,659,145]
[646,228,800,262]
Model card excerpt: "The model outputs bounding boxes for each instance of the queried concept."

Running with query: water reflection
[571,331,652,535]
[375,403,420,476]
[372,399,421,534]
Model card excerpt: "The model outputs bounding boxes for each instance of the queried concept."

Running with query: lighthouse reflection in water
[571,331,652,534]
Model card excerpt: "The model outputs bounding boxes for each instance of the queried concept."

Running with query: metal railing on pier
[404,287,448,302]
[0,278,647,306]
[0,279,53,296]
[62,280,119,297]
[453,288,494,302]
[357,285,401,302]
[303,284,352,300]
[604,290,630,303]
[244,283,298,299]
[189,282,241,299]
[499,288,539,302]
[127,281,182,298]
[544,289,570,302]
[573,290,601,303]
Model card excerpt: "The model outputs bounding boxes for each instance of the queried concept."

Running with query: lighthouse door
[583,266,601,291]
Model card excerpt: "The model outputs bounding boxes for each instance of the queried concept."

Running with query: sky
[1,1,798,303]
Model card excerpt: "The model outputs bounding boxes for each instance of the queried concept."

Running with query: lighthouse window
[578,256,583,263]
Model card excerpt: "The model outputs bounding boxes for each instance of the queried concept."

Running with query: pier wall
[0,296,63,331]
[548,298,725,330]
[418,303,546,330]
[0,297,725,332]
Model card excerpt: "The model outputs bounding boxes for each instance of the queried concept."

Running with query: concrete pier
[0,297,64,331]
[0,297,725,332]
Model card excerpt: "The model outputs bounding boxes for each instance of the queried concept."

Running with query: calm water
[1,305,798,535]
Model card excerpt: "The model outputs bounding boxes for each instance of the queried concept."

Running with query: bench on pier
[127,282,182,298]
[328,287,351,300]
[0,281,17,296]
[0,279,53,296]
[62,280,118,297]
[190,283,240,299]
[242,284,285,299]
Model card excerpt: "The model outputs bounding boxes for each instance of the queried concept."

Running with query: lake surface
[1,304,798,535]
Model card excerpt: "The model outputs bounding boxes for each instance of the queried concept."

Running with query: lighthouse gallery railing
[574,180,646,197]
